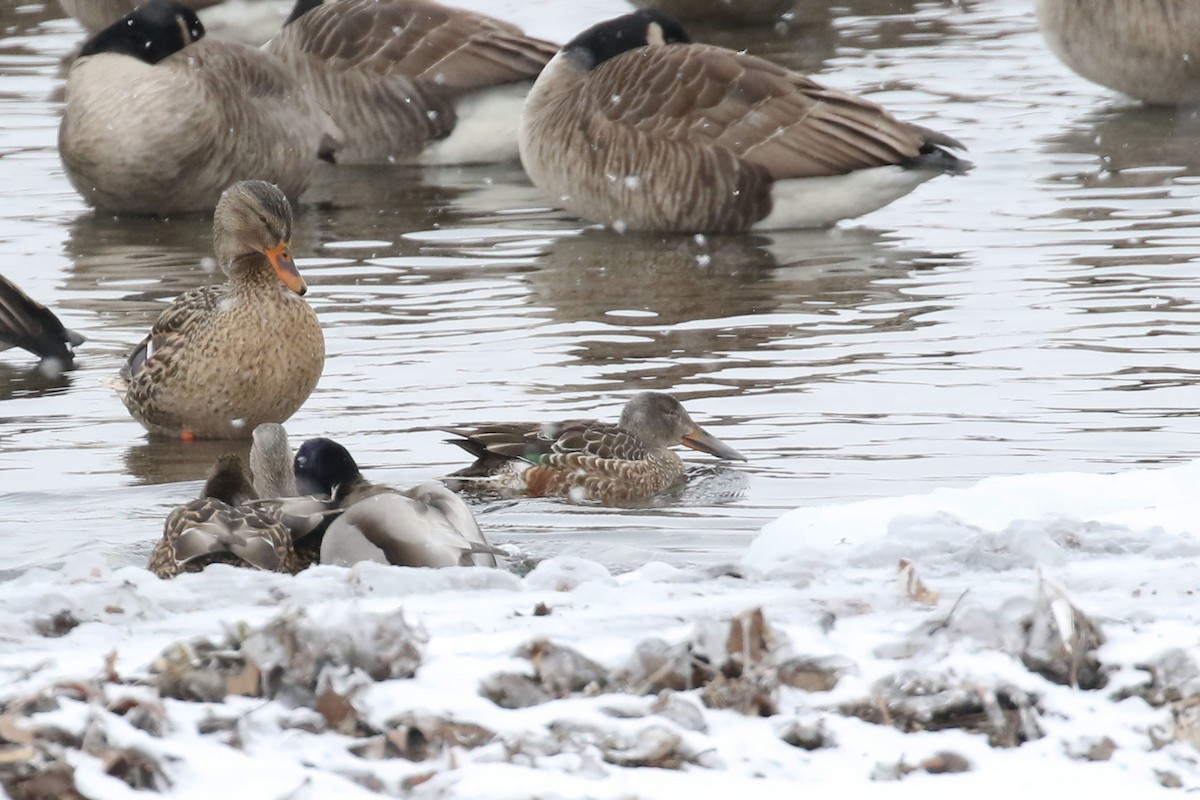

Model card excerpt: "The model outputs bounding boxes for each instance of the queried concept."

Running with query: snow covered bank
[4,462,1200,796]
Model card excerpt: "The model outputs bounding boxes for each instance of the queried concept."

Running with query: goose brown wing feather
[280,0,556,91]
[592,44,946,179]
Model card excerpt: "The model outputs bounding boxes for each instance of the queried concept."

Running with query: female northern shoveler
[442,391,747,504]
[148,454,301,578]
[292,437,502,569]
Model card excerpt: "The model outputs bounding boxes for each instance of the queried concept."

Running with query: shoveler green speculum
[442,391,747,505]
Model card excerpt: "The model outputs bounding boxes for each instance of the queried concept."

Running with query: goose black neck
[79,0,205,65]
[285,0,324,26]
[563,10,691,71]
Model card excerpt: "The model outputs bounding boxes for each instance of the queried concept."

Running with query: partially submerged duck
[0,273,84,366]
[519,10,969,233]
[293,437,501,568]
[59,0,338,215]
[148,454,300,578]
[1036,0,1200,106]
[113,181,325,440]
[442,391,746,504]
[264,0,558,164]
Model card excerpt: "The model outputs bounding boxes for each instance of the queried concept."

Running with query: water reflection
[122,437,252,486]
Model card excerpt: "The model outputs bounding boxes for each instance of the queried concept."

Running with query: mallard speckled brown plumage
[442,391,746,504]
[264,0,558,164]
[293,437,501,568]
[148,454,301,578]
[114,181,325,440]
[519,11,969,233]
[59,0,339,215]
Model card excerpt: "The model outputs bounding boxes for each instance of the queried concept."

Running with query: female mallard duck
[518,10,969,233]
[57,0,224,34]
[442,391,746,504]
[293,437,501,568]
[0,273,84,366]
[114,181,325,440]
[59,0,339,215]
[1036,0,1200,106]
[148,454,301,578]
[263,0,558,164]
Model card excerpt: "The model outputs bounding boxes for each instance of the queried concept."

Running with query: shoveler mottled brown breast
[442,391,747,505]
[148,454,302,579]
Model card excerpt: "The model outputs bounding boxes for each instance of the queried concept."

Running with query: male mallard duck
[148,454,301,578]
[57,0,224,34]
[518,10,969,233]
[293,437,501,568]
[263,0,558,164]
[114,181,325,440]
[1036,0,1200,106]
[442,391,746,504]
[0,273,84,366]
[245,422,341,567]
[59,0,339,215]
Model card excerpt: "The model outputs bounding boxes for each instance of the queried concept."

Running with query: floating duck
[442,391,746,504]
[114,181,325,440]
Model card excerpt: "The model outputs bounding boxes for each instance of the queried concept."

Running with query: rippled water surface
[5,0,1200,573]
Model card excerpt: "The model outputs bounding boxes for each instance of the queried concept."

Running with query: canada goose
[1036,0,1200,106]
[263,0,558,164]
[519,10,970,233]
[148,454,302,578]
[59,0,339,216]
[443,391,746,504]
[0,273,84,365]
[113,181,325,440]
[57,0,224,34]
[293,437,501,568]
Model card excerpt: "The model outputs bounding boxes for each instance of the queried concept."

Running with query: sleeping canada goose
[263,0,558,164]
[148,454,302,578]
[293,437,501,569]
[57,0,224,34]
[0,273,84,366]
[519,10,970,234]
[442,391,746,505]
[1036,0,1200,106]
[114,181,325,440]
[59,0,339,215]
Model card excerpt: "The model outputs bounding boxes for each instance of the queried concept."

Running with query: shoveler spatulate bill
[442,391,746,505]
